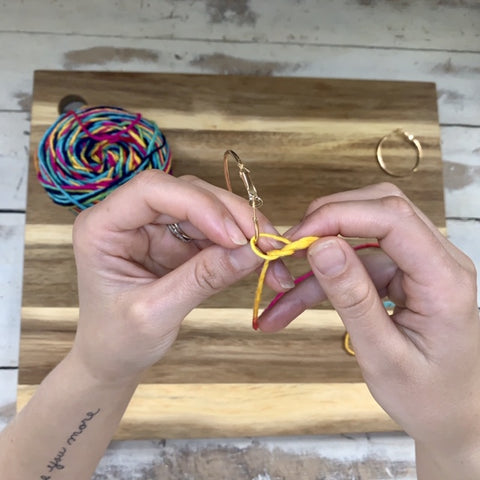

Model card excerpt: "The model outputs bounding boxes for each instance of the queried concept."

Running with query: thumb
[149,243,262,323]
[307,237,399,362]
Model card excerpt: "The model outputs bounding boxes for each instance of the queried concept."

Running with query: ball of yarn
[35,105,172,212]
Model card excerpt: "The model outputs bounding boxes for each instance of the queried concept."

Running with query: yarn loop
[250,233,320,329]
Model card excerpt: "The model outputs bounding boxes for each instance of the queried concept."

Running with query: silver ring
[167,223,192,243]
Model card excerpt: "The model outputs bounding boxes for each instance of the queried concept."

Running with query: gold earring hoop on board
[376,129,422,177]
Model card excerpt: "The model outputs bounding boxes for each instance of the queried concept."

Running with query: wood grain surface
[17,382,399,439]
[22,70,445,438]
[20,308,363,385]
[25,71,445,309]
[28,72,444,224]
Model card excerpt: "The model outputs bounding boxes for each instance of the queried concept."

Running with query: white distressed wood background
[0,1,479,478]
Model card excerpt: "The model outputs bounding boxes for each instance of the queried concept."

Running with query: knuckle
[429,259,477,314]
[192,249,235,294]
[179,176,222,210]
[179,174,201,184]
[336,280,376,319]
[380,194,415,219]
[375,182,405,198]
[457,261,478,300]
[306,197,325,215]
[317,200,337,218]
[132,168,165,187]
[193,261,220,293]
[465,256,478,279]
[72,203,114,255]
[72,209,95,251]
[125,298,155,336]
[72,210,86,243]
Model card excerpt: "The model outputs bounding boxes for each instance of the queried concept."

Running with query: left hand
[71,171,292,384]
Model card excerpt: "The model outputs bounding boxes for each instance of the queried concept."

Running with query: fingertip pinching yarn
[35,105,171,212]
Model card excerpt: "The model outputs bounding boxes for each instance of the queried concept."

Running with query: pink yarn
[264,243,380,312]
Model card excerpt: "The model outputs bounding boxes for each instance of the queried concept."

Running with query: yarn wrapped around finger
[35,105,172,212]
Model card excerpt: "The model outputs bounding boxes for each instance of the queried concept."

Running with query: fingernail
[259,224,284,249]
[261,235,285,252]
[229,243,260,271]
[271,260,295,289]
[284,224,300,239]
[224,217,248,245]
[309,240,346,277]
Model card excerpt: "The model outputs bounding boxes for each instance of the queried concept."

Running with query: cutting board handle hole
[58,94,87,114]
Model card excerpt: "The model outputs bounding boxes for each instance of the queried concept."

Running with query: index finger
[299,182,470,268]
[86,170,248,249]
[292,195,457,289]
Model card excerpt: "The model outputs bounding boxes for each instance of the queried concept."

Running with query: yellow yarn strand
[221,150,358,355]
[250,233,319,329]
[343,332,355,356]
[250,232,357,357]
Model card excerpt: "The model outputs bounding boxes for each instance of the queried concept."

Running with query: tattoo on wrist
[39,408,100,479]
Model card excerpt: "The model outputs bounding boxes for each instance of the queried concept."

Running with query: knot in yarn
[35,105,171,212]
[250,233,319,329]
[251,234,382,356]
[250,234,319,261]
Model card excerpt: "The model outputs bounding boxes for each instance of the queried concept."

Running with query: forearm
[0,349,139,480]
[416,440,480,480]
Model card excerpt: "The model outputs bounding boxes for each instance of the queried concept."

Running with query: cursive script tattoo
[47,446,66,472]
[39,409,101,479]
[67,409,101,446]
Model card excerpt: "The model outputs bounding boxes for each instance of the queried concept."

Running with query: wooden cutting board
[19,70,444,438]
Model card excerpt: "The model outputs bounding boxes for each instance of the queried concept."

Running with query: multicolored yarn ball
[35,105,172,212]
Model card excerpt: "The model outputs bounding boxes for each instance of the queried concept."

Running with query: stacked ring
[167,223,192,243]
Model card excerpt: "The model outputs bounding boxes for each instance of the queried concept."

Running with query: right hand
[258,183,480,476]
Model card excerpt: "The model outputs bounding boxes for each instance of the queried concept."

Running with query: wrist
[416,437,480,480]
[65,345,141,392]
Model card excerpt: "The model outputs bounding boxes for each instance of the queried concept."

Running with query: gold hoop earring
[376,129,422,177]
[223,150,263,242]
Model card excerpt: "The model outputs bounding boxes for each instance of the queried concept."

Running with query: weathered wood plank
[21,232,338,310]
[3,112,479,221]
[0,214,24,367]
[443,126,480,220]
[19,72,445,438]
[27,72,445,228]
[447,219,480,306]
[19,308,363,385]
[1,33,479,126]
[0,113,29,210]
[0,0,478,53]
[17,382,400,439]
[93,434,416,480]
